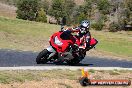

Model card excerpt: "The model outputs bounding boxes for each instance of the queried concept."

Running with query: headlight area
[54,36,63,46]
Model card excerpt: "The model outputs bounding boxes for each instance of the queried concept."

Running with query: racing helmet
[80,20,90,33]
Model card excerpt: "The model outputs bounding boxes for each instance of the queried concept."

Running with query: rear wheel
[36,49,50,64]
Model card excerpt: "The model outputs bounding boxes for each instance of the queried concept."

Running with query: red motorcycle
[36,30,98,65]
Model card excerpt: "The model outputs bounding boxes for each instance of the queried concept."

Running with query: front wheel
[36,49,50,64]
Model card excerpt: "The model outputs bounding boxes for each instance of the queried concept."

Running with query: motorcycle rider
[63,20,92,50]
[63,20,98,59]
[55,20,98,63]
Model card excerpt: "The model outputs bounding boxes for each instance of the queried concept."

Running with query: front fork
[46,46,56,59]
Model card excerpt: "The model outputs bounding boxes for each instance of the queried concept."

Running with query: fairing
[49,31,75,52]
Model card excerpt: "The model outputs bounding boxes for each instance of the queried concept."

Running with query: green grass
[108,70,120,75]
[0,16,60,51]
[89,69,95,73]
[91,30,132,58]
[0,16,59,37]
[0,16,132,58]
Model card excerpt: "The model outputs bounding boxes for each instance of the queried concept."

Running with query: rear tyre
[36,49,49,64]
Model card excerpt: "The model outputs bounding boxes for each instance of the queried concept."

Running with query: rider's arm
[64,27,79,33]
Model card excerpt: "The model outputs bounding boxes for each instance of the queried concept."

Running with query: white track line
[0,66,132,70]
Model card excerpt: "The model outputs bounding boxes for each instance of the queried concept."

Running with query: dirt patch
[0,79,78,88]
[0,3,16,18]
[74,0,84,5]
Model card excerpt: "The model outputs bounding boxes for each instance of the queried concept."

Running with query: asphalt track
[0,49,132,68]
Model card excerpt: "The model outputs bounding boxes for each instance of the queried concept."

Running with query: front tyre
[36,49,50,64]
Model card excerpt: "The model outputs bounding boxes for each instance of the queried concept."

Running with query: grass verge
[0,16,60,51]
[91,30,132,59]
